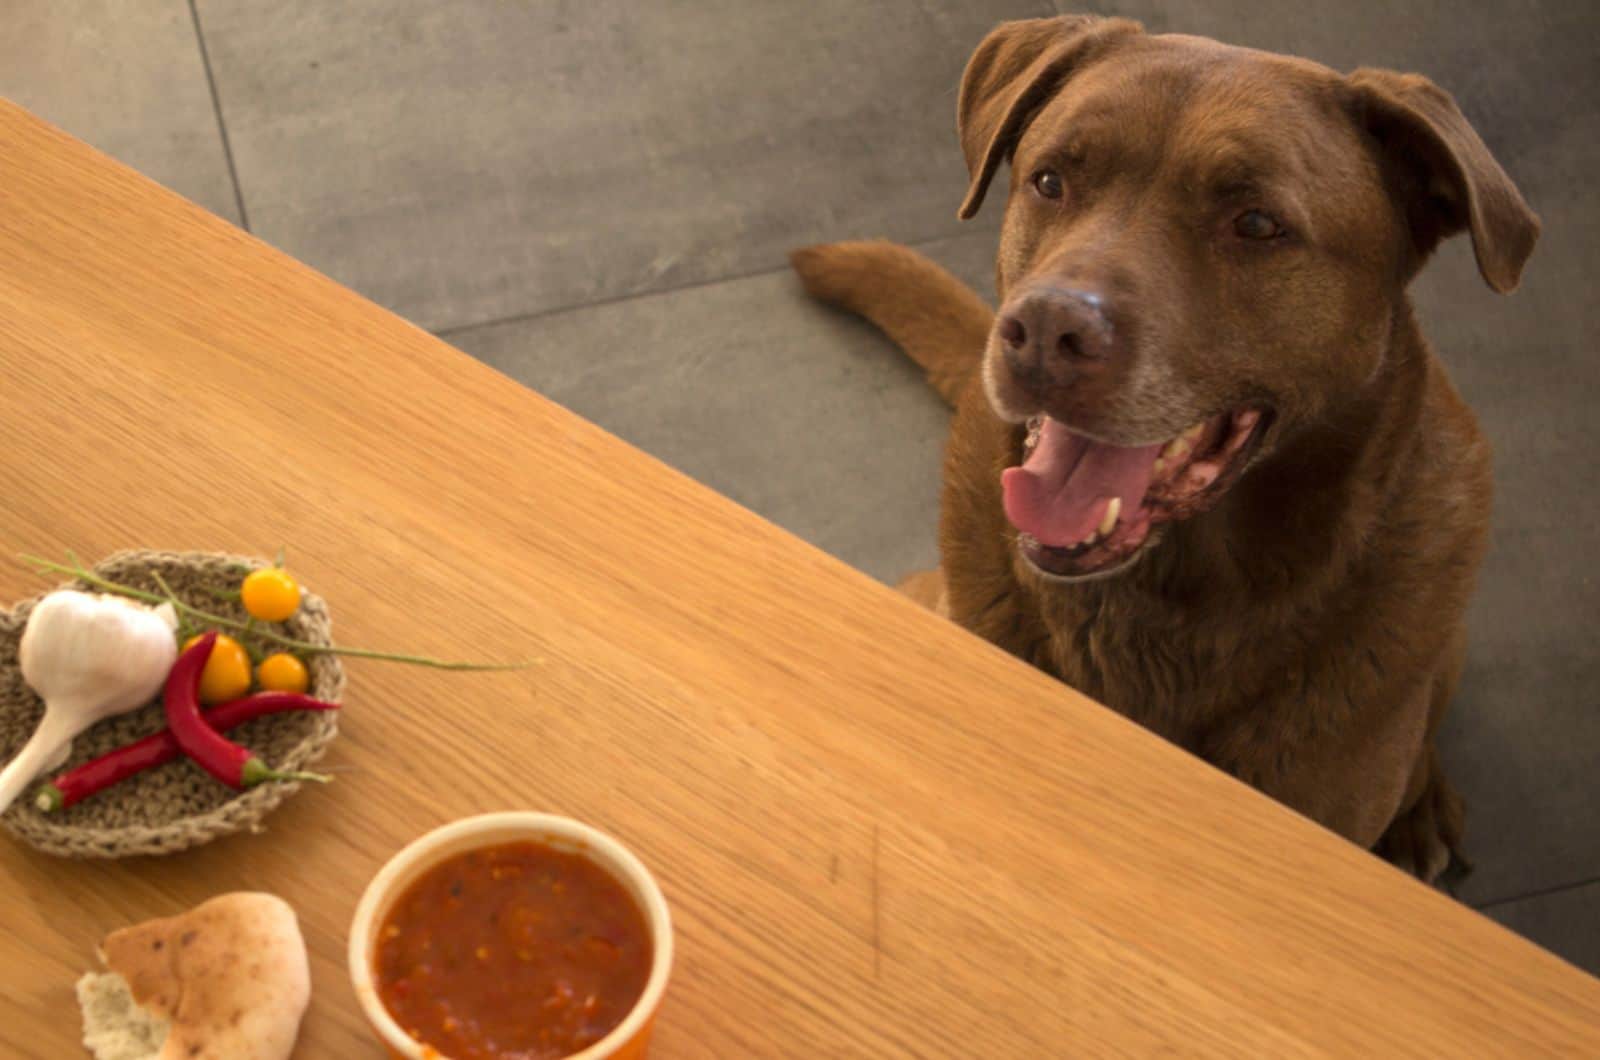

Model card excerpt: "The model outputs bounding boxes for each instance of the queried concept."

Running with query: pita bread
[78,892,309,1060]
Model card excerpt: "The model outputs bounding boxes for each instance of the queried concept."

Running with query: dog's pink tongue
[1002,418,1162,547]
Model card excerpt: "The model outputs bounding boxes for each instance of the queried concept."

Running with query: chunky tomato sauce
[376,840,652,1059]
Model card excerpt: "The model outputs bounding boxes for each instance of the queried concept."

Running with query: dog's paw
[788,242,854,300]
[896,568,948,615]
[1375,764,1470,887]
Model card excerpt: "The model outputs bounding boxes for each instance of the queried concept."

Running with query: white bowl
[348,812,673,1059]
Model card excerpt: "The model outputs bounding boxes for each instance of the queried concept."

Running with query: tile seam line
[1475,874,1600,911]
[188,0,251,232]
[432,230,981,339]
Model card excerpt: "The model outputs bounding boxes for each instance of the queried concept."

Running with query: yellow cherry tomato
[256,652,309,694]
[182,633,253,705]
[241,567,302,622]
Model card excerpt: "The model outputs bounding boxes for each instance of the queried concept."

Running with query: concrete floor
[5,2,1595,980]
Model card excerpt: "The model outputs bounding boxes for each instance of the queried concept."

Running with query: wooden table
[1,100,1596,1058]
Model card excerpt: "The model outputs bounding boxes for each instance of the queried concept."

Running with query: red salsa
[376,840,652,1059]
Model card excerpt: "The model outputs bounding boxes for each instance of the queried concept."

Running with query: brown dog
[792,15,1538,882]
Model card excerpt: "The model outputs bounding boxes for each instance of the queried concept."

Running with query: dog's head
[959,16,1538,580]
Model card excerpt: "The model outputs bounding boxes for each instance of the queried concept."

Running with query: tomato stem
[150,569,184,612]
[241,758,331,787]
[19,554,533,671]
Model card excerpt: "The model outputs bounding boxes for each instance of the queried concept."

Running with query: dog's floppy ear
[957,16,1140,220]
[1346,69,1539,293]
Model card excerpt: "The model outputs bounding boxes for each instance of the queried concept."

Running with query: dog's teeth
[1187,463,1221,490]
[1098,497,1121,536]
[1160,422,1206,463]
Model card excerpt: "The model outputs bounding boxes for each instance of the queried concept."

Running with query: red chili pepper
[164,633,331,791]
[35,691,340,813]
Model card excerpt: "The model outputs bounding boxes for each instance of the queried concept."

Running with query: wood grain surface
[0,100,1596,1057]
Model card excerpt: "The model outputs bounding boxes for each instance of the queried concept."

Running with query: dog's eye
[1031,169,1065,200]
[1234,209,1285,240]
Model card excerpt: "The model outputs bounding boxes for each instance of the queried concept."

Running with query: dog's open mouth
[1003,408,1269,579]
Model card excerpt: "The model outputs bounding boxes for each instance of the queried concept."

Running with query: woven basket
[0,550,343,858]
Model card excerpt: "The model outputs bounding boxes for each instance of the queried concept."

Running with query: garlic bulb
[0,591,179,814]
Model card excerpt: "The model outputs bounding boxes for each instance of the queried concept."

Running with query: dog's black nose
[996,287,1113,382]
